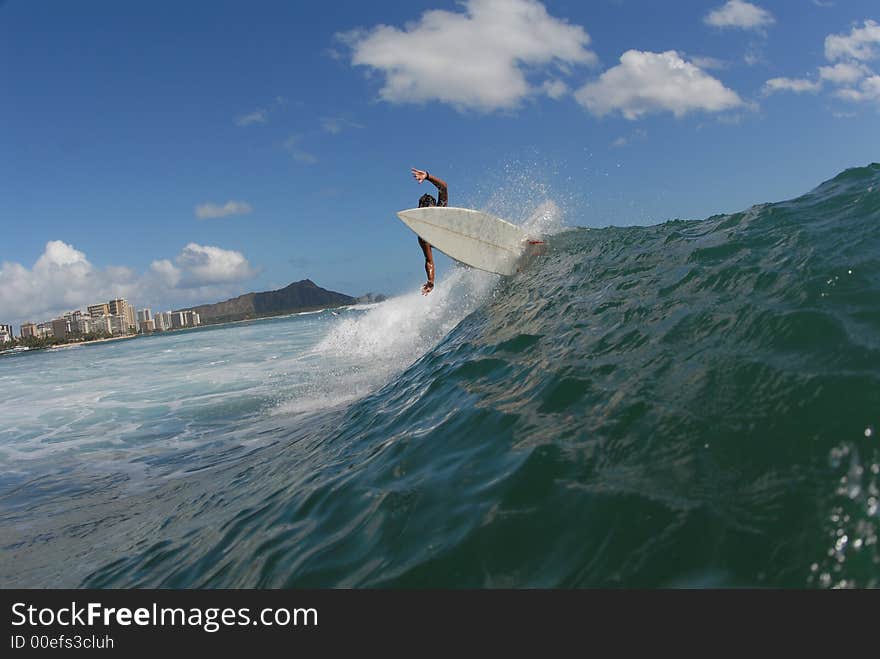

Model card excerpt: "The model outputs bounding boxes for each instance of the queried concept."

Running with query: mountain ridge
[176,279,374,324]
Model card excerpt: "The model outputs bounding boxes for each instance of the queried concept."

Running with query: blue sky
[2,0,878,328]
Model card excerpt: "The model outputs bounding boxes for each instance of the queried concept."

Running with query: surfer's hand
[412,168,427,184]
[421,281,434,295]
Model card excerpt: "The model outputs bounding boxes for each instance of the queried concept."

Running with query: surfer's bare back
[411,167,448,295]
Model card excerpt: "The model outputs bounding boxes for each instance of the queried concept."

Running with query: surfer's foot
[421,281,434,296]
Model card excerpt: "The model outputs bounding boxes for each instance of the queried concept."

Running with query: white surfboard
[396,206,531,276]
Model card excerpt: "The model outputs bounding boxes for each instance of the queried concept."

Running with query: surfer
[411,168,447,295]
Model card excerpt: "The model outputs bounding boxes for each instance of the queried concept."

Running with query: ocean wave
[3,165,879,588]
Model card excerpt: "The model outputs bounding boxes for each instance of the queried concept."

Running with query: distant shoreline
[0,304,363,358]
[48,334,139,350]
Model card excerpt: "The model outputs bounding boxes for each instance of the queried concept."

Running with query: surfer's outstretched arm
[411,168,448,207]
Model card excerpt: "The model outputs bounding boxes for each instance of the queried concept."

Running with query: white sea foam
[271,267,497,416]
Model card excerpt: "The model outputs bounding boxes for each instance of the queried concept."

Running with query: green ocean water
[1,164,878,587]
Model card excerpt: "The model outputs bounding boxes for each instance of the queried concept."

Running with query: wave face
[2,165,879,588]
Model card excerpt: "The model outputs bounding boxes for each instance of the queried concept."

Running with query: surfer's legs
[418,237,435,295]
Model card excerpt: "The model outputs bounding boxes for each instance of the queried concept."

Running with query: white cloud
[337,0,597,112]
[35,240,89,269]
[0,241,258,327]
[704,1,775,31]
[824,23,879,105]
[835,75,880,102]
[235,96,286,127]
[834,88,863,102]
[574,50,744,119]
[320,117,364,134]
[611,128,647,148]
[149,259,182,288]
[864,75,880,97]
[825,20,880,62]
[743,43,766,67]
[283,135,317,164]
[688,55,728,70]
[174,243,256,287]
[762,19,879,109]
[819,62,870,85]
[195,200,254,220]
[236,110,267,126]
[762,77,822,94]
[540,79,569,99]
[0,241,102,321]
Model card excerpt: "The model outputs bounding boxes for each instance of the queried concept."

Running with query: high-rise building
[20,323,37,339]
[154,312,172,331]
[90,316,112,335]
[88,303,110,318]
[0,324,12,342]
[107,298,124,316]
[109,315,128,335]
[36,322,54,337]
[181,310,201,328]
[137,308,154,332]
[75,316,91,335]
[51,318,71,339]
[109,298,136,331]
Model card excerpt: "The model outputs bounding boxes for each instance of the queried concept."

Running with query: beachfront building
[89,315,112,335]
[0,324,12,343]
[75,314,108,335]
[168,310,201,329]
[137,308,155,333]
[109,314,128,335]
[20,323,38,339]
[154,312,172,331]
[87,303,110,318]
[74,316,90,335]
[51,317,71,339]
[108,298,136,332]
[36,322,54,338]
[63,310,83,329]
